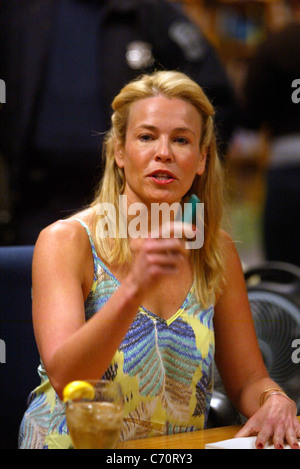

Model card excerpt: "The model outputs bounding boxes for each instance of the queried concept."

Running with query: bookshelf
[173,0,296,103]
[173,1,294,74]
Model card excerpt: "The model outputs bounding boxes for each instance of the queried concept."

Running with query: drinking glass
[66,380,123,449]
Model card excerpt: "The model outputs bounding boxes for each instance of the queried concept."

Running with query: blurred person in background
[242,0,300,267]
[0,0,237,245]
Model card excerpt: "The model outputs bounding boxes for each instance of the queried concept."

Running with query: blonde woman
[19,71,299,449]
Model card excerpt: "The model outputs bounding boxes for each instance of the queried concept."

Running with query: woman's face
[115,95,206,207]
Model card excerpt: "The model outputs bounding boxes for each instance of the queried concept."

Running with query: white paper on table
[205,436,294,449]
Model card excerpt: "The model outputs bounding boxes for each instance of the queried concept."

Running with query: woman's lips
[148,171,176,185]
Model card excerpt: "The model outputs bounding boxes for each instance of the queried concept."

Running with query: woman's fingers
[285,429,300,449]
[269,425,286,450]
[235,413,300,449]
[235,420,258,439]
[130,237,187,291]
[150,221,200,243]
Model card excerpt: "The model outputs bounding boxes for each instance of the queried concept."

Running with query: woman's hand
[235,394,300,449]
[127,221,195,297]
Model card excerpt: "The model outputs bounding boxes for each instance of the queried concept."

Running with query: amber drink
[65,380,123,449]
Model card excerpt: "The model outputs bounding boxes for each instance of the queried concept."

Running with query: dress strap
[72,217,121,286]
[73,217,93,244]
[72,218,99,278]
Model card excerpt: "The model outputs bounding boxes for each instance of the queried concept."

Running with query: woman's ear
[196,148,207,176]
[114,140,125,169]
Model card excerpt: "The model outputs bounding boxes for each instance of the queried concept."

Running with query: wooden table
[115,425,242,449]
[116,417,300,449]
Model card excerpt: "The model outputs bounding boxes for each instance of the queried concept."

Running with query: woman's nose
[154,137,173,161]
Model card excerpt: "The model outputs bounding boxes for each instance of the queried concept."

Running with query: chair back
[0,246,40,449]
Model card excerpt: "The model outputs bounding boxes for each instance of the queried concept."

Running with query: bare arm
[214,232,270,415]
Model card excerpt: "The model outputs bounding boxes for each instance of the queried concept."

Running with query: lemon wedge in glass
[63,380,95,403]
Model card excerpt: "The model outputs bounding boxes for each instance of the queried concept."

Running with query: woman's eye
[174,137,189,145]
[139,134,154,142]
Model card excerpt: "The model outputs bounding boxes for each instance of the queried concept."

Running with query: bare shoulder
[220,228,236,246]
[220,229,242,263]
[33,215,92,278]
[215,229,245,304]
[35,218,87,250]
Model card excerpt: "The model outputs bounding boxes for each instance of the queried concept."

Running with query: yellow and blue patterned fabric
[18,219,215,449]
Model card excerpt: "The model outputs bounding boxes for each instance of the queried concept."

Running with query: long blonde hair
[90,71,226,307]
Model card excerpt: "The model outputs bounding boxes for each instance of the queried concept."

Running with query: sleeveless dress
[18,219,215,449]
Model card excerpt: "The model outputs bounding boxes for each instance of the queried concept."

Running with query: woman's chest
[110,261,193,321]
[141,274,193,320]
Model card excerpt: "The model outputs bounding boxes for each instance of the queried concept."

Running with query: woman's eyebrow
[136,124,196,136]
[173,127,196,136]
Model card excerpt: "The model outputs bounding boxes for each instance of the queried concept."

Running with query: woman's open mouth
[148,171,176,185]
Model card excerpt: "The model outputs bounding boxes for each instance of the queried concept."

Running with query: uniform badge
[126,41,155,70]
[169,21,206,62]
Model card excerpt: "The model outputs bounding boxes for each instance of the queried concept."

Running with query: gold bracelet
[259,388,296,410]
[259,388,283,407]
